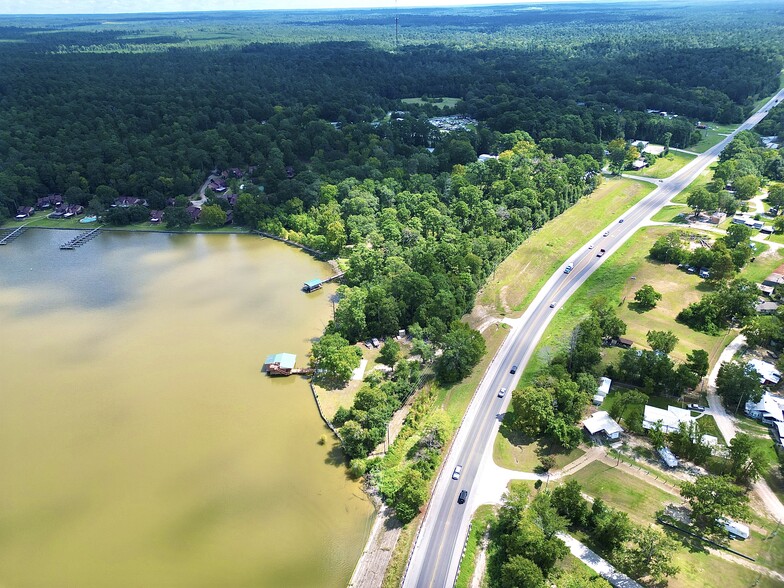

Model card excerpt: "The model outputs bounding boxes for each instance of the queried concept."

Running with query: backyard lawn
[494,417,585,472]
[651,204,689,223]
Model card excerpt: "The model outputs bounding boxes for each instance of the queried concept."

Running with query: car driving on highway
[457,490,468,504]
[498,387,507,398]
[452,465,462,480]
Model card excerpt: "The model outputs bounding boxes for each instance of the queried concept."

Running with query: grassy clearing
[739,244,784,284]
[454,505,495,588]
[477,177,655,317]
[494,420,585,472]
[690,123,739,154]
[569,461,678,522]
[670,543,783,588]
[401,97,460,108]
[633,151,696,179]
[529,226,736,369]
[1,215,248,234]
[651,204,690,223]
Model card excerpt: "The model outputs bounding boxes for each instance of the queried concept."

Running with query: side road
[706,334,784,523]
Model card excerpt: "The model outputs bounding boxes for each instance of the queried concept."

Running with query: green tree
[379,339,401,366]
[617,526,679,584]
[339,420,368,460]
[633,284,662,310]
[680,475,751,537]
[729,433,771,486]
[552,479,590,526]
[687,187,718,216]
[569,316,603,374]
[511,385,555,437]
[767,184,784,210]
[715,361,763,413]
[685,349,710,379]
[734,174,761,199]
[333,287,367,343]
[311,333,362,383]
[724,222,753,248]
[435,322,486,384]
[742,315,783,349]
[590,500,631,553]
[646,330,678,354]
[394,468,428,523]
[164,206,193,230]
[500,556,545,588]
[607,138,628,175]
[200,203,227,227]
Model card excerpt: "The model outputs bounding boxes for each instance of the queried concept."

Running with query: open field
[315,344,383,420]
[690,123,739,154]
[569,461,678,522]
[476,177,655,318]
[633,151,696,179]
[529,226,737,367]
[401,97,460,109]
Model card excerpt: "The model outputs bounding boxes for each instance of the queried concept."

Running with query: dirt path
[348,504,404,587]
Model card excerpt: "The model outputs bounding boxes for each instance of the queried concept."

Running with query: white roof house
[593,377,612,405]
[643,405,693,433]
[745,392,784,424]
[748,359,781,385]
[583,411,623,440]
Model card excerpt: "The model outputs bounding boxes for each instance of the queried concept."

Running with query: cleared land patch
[632,151,696,179]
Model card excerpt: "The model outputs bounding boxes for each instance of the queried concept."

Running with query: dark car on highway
[510,365,518,374]
[458,490,468,504]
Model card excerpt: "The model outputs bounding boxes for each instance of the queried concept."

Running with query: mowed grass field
[651,204,690,223]
[672,164,718,203]
[632,151,696,179]
[476,177,655,318]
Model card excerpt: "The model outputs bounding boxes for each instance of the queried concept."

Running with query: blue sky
[1,0,562,16]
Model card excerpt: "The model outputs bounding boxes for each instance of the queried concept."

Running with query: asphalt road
[402,89,784,588]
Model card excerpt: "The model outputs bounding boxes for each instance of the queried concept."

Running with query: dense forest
[0,2,782,219]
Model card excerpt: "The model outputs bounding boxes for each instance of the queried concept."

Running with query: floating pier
[0,226,27,246]
[60,228,101,250]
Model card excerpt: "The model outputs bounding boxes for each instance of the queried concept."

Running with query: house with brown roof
[15,206,34,219]
[149,210,164,223]
[186,205,201,222]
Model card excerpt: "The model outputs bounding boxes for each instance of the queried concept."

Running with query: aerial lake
[0,229,373,588]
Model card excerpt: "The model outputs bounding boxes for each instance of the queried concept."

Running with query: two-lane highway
[402,88,784,588]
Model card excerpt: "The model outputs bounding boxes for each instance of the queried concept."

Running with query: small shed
[303,279,323,293]
[263,353,297,376]
[617,337,633,348]
[593,377,612,405]
[583,411,623,440]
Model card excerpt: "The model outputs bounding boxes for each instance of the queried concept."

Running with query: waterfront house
[186,206,201,222]
[15,206,34,219]
[149,210,164,223]
[263,353,297,376]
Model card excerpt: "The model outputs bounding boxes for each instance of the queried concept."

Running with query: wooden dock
[0,226,27,246]
[60,228,101,250]
[323,271,345,284]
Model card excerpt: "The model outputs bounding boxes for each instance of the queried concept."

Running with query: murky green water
[0,229,372,588]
